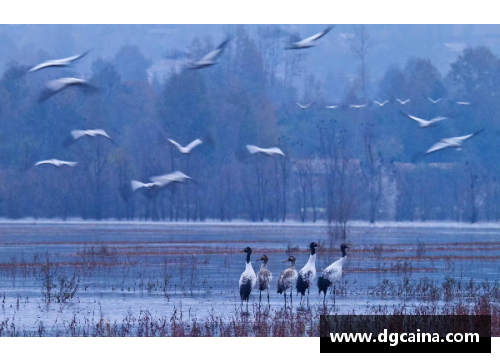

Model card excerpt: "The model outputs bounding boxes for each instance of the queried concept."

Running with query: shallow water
[0,221,499,335]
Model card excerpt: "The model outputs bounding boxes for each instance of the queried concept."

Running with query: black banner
[320,315,491,353]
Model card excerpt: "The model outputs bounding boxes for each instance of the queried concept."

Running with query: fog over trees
[0,24,499,230]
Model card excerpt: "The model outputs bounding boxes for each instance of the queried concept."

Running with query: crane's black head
[340,243,350,257]
[240,247,252,263]
[283,255,296,263]
[309,242,319,255]
[256,255,268,262]
[240,247,252,253]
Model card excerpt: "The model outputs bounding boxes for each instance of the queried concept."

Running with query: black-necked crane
[296,242,319,305]
[239,247,256,308]
[256,255,272,304]
[318,243,350,305]
[277,256,298,307]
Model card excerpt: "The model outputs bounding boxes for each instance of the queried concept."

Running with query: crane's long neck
[306,253,316,268]
[342,249,347,257]
[246,252,251,264]
[260,260,268,270]
[289,260,296,269]
[245,259,254,274]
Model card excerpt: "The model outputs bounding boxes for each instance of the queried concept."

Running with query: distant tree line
[0,26,499,229]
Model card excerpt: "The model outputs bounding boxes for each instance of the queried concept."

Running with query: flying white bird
[132,171,192,192]
[71,129,111,141]
[325,105,338,109]
[39,77,97,101]
[65,129,114,148]
[396,98,410,105]
[297,102,311,110]
[349,103,367,109]
[35,159,77,167]
[424,130,484,155]
[246,145,285,157]
[29,50,90,72]
[318,244,350,305]
[400,111,448,128]
[456,101,471,106]
[168,138,203,154]
[150,171,192,186]
[428,97,442,104]
[130,180,163,192]
[189,38,230,69]
[374,100,389,107]
[287,25,335,49]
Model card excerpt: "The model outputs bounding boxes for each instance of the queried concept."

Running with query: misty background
[0,24,499,228]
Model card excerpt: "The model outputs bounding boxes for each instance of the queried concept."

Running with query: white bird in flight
[150,171,192,186]
[349,103,367,109]
[425,130,484,155]
[246,145,285,157]
[400,111,448,128]
[189,39,230,69]
[168,138,203,154]
[456,101,471,106]
[39,77,97,101]
[374,100,389,107]
[131,171,192,192]
[35,159,78,167]
[325,105,338,109]
[396,98,410,105]
[287,26,335,49]
[297,102,311,110]
[65,129,114,148]
[428,97,442,104]
[29,50,90,72]
[130,180,162,192]
[71,129,112,141]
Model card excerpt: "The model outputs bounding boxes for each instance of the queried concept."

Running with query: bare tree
[360,126,383,223]
[347,25,370,101]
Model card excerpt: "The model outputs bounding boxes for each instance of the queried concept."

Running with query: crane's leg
[290,289,293,307]
[259,290,262,304]
[267,288,270,305]
[333,284,336,307]
[284,292,287,308]
[323,290,326,304]
[307,287,310,307]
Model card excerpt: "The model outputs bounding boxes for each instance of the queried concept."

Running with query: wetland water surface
[0,221,499,336]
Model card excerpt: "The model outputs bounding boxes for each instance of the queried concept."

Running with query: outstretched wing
[246,145,261,154]
[301,25,335,43]
[131,180,146,191]
[425,140,451,155]
[200,38,230,62]
[400,111,427,125]
[71,130,87,140]
[168,138,184,151]
[185,138,203,152]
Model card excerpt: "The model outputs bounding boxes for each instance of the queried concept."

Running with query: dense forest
[0,25,499,228]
